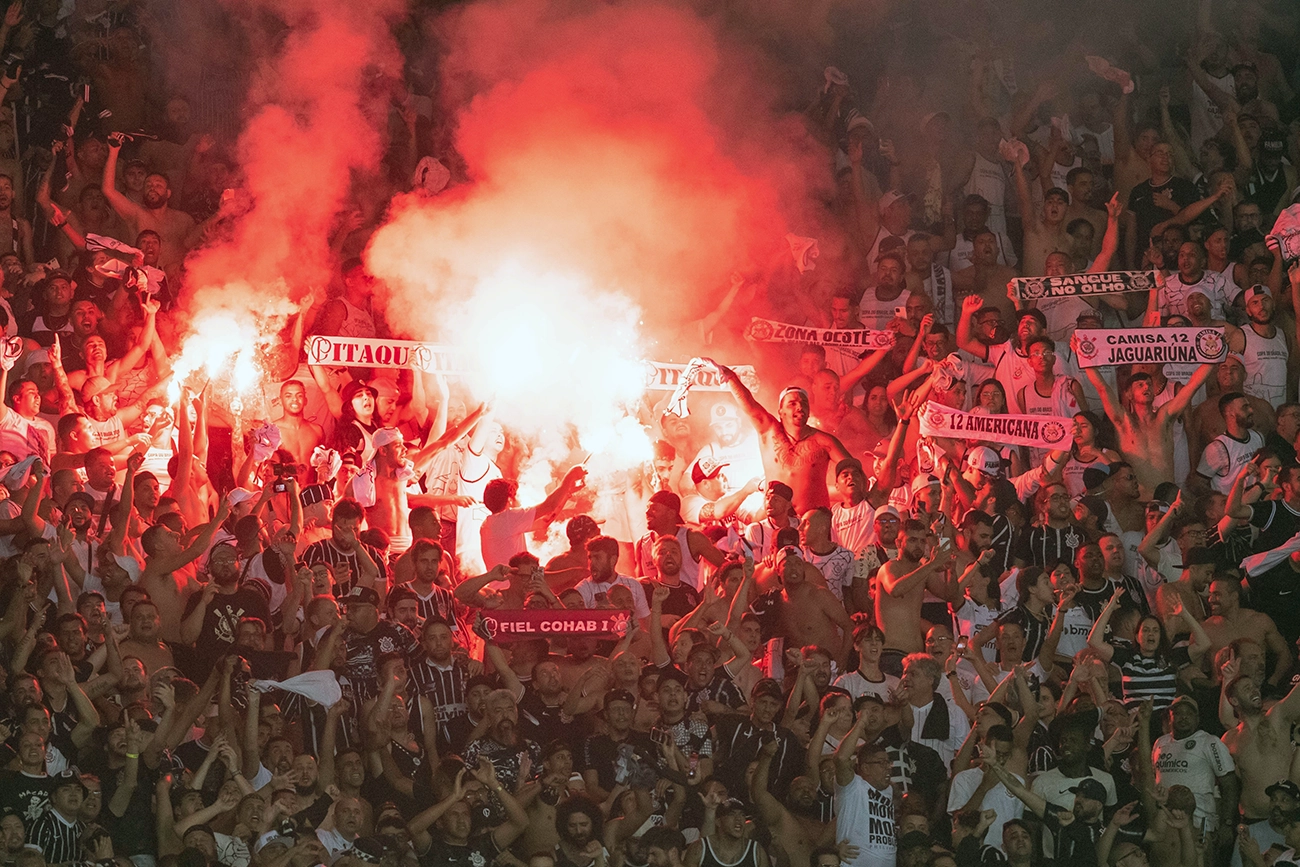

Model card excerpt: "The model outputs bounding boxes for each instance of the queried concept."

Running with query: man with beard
[1158,241,1231,320]
[1235,285,1293,407]
[464,690,542,816]
[635,491,725,589]
[709,363,852,511]
[875,520,955,675]
[693,402,765,515]
[1225,675,1300,824]
[1235,780,1300,864]
[958,301,1066,411]
[179,542,272,672]
[1188,355,1275,463]
[1079,337,1216,496]
[406,758,529,867]
[314,586,420,704]
[576,536,651,626]
[1197,392,1264,495]
[858,251,911,329]
[274,380,323,471]
[744,481,798,561]
[1016,483,1087,570]
[553,797,605,867]
[1201,578,1290,687]
[642,537,700,630]
[752,738,833,867]
[686,797,767,867]
[102,135,208,272]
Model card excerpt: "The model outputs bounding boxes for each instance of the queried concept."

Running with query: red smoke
[369,0,830,337]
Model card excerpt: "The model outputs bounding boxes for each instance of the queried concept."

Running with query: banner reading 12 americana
[919,402,1073,450]
[1073,327,1228,368]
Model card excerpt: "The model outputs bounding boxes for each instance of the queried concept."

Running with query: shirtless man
[138,498,229,642]
[711,361,851,511]
[274,380,322,471]
[875,519,956,677]
[1202,578,1291,688]
[117,601,174,675]
[1077,333,1216,496]
[751,738,835,867]
[1154,546,1213,631]
[951,231,1019,321]
[102,135,214,272]
[1224,675,1300,821]
[768,546,853,667]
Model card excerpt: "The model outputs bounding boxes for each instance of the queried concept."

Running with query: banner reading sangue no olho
[1073,327,1228,368]
[1012,271,1156,302]
[918,402,1073,450]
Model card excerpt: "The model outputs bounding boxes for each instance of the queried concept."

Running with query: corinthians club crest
[1195,328,1226,361]
[1019,278,1047,300]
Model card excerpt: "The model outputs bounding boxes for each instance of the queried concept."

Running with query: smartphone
[894,306,908,318]
[938,537,953,553]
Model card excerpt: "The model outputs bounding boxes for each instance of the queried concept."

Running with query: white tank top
[1241,324,1288,406]
[1152,379,1189,492]
[1021,376,1079,417]
[965,153,1010,234]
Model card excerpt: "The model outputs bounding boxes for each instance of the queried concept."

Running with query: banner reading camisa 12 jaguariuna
[1072,327,1227,367]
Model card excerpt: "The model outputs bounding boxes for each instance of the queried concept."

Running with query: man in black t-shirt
[407,759,529,867]
[1126,142,1200,258]
[580,690,656,801]
[179,542,271,677]
[641,536,700,630]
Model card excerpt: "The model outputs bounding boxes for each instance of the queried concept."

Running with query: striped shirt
[1016,523,1087,569]
[998,605,1051,663]
[409,656,469,725]
[29,809,83,864]
[1110,646,1189,710]
[300,539,388,597]
[406,584,461,633]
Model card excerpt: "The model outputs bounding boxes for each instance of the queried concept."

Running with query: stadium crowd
[0,3,1299,867]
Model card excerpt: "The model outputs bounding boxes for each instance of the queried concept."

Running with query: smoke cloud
[166,0,405,409]
[367,0,830,476]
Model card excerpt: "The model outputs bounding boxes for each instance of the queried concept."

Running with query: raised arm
[956,294,991,359]
[710,361,777,434]
[1073,334,1126,425]
[1156,362,1217,420]
[1085,585,1126,662]
[101,134,146,223]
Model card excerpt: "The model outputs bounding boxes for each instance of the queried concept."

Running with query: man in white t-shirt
[948,724,1025,847]
[800,506,859,609]
[1160,243,1229,319]
[859,251,912,329]
[834,712,896,867]
[1196,392,1264,495]
[575,535,651,623]
[479,466,586,570]
[1152,695,1237,831]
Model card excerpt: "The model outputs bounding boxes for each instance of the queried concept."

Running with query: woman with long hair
[1062,411,1121,498]
[861,383,897,455]
[1087,587,1209,711]
[973,379,1025,476]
